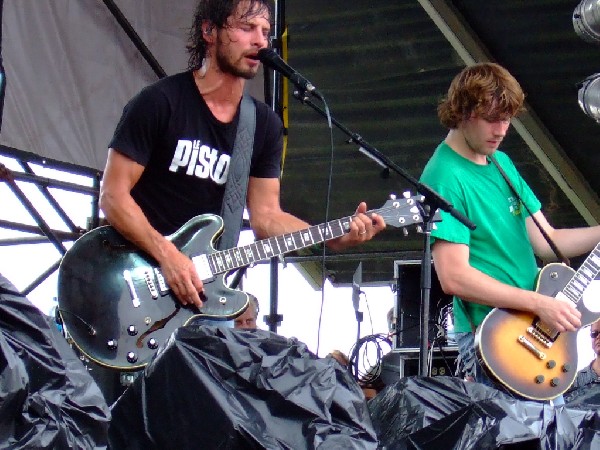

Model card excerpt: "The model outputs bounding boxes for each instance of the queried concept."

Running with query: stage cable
[363,290,375,336]
[315,95,334,356]
[270,3,334,353]
[348,332,392,385]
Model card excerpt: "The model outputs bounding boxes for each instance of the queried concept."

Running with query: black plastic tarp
[368,376,600,449]
[109,325,378,449]
[0,274,110,449]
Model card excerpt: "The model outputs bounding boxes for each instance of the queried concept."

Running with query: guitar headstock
[375,192,441,233]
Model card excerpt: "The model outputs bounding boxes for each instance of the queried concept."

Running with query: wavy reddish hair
[438,63,525,129]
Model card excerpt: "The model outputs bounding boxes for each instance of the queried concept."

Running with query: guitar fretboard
[204,216,353,276]
[562,242,600,303]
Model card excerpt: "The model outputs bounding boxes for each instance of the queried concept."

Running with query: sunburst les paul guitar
[58,194,439,371]
[475,243,600,400]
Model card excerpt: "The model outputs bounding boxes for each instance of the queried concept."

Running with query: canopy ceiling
[2,0,600,290]
[280,0,600,285]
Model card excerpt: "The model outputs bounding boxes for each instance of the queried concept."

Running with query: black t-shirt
[109,71,283,235]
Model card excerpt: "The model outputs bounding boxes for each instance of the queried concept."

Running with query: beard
[215,41,258,80]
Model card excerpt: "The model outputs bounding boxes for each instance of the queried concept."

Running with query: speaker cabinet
[379,346,458,385]
[392,260,452,349]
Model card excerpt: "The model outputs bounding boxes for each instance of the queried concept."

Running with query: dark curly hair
[186,0,272,70]
[438,63,525,129]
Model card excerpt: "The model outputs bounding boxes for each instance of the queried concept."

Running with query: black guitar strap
[218,94,256,251]
[488,155,570,267]
[457,155,570,336]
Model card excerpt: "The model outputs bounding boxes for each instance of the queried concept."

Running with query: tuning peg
[416,225,423,233]
[402,191,411,199]
[402,228,409,236]
[389,193,397,200]
[432,224,437,230]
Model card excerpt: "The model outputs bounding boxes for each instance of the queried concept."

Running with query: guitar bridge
[144,270,159,299]
[154,268,168,295]
[527,326,552,348]
[123,270,140,308]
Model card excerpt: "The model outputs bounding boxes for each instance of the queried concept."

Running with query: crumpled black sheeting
[368,376,600,450]
[0,274,110,449]
[109,326,378,450]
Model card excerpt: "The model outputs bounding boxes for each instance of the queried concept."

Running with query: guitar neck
[198,215,354,277]
[561,241,600,303]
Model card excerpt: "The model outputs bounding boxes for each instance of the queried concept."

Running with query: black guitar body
[58,215,248,371]
[57,195,434,371]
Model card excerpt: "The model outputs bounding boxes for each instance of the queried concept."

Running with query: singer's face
[215,3,270,80]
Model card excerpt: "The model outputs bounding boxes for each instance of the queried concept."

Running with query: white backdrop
[0,0,264,171]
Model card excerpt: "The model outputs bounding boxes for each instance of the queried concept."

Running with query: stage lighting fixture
[573,0,600,44]
[577,73,600,123]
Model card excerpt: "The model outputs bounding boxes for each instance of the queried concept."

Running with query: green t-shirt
[419,142,541,332]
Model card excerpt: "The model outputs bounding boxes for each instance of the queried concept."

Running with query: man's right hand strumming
[159,242,205,308]
[533,293,581,333]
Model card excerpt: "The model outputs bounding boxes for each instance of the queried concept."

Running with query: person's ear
[202,21,215,43]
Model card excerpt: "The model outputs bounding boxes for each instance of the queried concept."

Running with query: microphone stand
[291,90,476,377]
[354,307,363,380]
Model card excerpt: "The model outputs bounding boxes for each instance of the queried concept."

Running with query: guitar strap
[458,154,571,335]
[488,155,570,267]
[218,94,256,251]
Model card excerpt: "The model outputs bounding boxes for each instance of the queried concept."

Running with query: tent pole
[101,0,166,79]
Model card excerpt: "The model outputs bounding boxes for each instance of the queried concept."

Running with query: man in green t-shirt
[420,63,600,390]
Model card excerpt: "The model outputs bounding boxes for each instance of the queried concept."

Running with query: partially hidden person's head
[186,0,273,74]
[234,293,259,329]
[438,62,525,130]
[386,307,394,333]
[591,320,600,355]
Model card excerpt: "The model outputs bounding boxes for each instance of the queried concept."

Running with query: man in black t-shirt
[100,0,385,308]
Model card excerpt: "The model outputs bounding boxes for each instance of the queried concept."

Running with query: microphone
[257,48,320,97]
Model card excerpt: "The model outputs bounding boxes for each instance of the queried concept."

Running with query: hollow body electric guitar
[58,194,438,371]
[475,243,600,400]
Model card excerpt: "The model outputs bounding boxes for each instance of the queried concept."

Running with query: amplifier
[392,260,453,350]
[379,346,458,385]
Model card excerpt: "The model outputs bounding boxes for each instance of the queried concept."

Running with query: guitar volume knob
[562,364,572,373]
[127,325,138,336]
[148,338,159,350]
[546,360,556,369]
[127,352,138,363]
[550,378,560,387]
[534,375,545,384]
[107,340,118,350]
